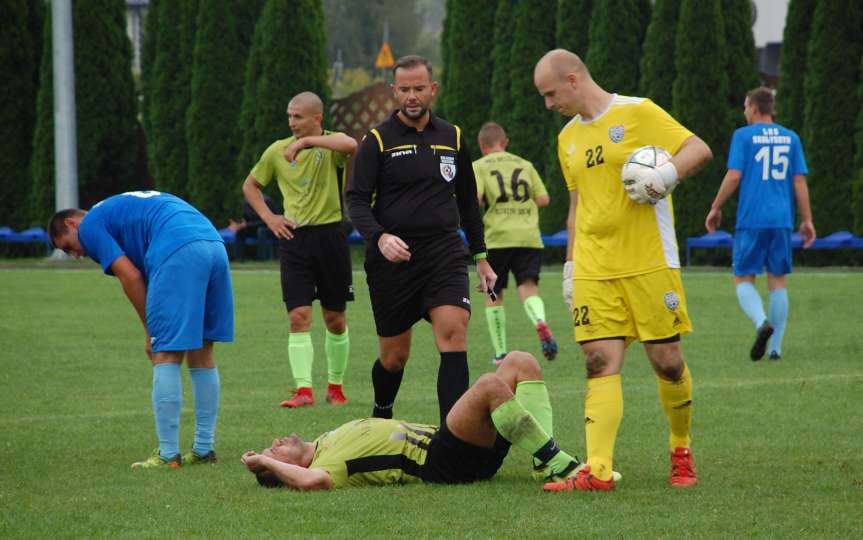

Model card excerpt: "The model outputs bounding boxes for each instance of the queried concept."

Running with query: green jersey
[309,418,436,488]
[473,151,548,249]
[249,130,350,226]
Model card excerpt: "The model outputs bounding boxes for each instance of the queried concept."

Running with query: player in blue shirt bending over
[50,191,234,468]
[705,87,815,361]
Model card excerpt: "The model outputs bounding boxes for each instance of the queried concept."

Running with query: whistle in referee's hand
[487,289,498,302]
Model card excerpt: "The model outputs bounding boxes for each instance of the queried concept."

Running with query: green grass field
[1,263,861,538]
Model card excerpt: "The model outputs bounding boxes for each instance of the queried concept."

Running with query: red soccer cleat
[670,447,698,487]
[536,320,558,361]
[543,465,615,492]
[280,387,315,408]
[325,383,348,405]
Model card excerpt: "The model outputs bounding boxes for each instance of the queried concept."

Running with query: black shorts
[279,223,354,312]
[365,234,470,337]
[420,424,510,484]
[487,248,542,294]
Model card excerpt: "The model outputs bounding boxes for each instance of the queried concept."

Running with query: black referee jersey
[346,110,486,257]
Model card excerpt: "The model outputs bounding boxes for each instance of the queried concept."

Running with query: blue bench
[0,227,52,254]
[686,229,863,265]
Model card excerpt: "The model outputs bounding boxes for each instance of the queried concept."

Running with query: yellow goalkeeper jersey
[557,95,694,279]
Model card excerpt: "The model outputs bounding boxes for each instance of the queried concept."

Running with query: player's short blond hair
[478,122,507,147]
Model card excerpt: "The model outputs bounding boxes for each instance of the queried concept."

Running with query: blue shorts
[146,240,234,352]
[732,228,792,277]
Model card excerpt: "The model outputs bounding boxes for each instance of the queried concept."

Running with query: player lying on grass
[242,351,610,490]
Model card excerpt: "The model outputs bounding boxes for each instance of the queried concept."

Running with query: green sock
[516,380,554,470]
[490,398,575,473]
[288,332,313,388]
[485,306,507,357]
[523,295,546,326]
[515,380,553,436]
[325,327,350,385]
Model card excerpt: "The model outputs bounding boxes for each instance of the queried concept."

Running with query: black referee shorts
[365,234,469,337]
[420,424,510,484]
[487,247,542,294]
[279,223,354,312]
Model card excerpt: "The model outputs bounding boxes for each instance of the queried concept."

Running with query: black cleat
[768,351,781,361]
[750,321,774,361]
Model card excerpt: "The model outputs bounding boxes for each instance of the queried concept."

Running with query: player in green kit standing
[473,122,557,364]
[243,91,357,408]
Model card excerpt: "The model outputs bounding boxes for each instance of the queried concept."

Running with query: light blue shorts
[146,240,234,352]
[732,228,792,277]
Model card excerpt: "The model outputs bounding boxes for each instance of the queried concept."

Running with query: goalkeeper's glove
[623,161,679,205]
[562,260,573,310]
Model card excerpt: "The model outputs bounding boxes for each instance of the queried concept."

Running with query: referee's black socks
[372,359,403,419]
[437,351,469,425]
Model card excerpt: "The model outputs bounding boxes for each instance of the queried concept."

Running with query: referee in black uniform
[347,55,497,424]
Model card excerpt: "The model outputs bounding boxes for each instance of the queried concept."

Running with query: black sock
[437,351,469,425]
[372,359,403,419]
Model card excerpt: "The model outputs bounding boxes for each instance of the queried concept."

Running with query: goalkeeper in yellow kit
[533,49,713,491]
[473,122,557,364]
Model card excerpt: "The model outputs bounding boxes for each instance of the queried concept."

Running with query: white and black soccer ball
[622,145,672,177]
[621,146,673,203]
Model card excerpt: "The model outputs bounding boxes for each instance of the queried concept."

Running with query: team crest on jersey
[440,155,456,182]
[663,291,680,311]
[608,125,625,143]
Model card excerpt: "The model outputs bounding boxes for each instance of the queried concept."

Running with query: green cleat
[182,450,217,465]
[131,450,182,469]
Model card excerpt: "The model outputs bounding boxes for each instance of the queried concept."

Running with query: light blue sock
[189,367,220,456]
[736,282,767,328]
[152,363,182,459]
[768,288,789,355]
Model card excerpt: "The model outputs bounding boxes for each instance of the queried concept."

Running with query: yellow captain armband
[473,252,488,262]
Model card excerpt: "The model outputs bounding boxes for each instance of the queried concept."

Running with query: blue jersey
[79,191,222,280]
[727,123,808,229]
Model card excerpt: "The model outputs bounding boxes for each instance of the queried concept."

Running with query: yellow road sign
[375,42,394,69]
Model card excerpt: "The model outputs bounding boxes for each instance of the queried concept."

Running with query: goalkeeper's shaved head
[535,49,589,82]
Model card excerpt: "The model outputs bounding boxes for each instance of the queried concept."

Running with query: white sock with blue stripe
[152,363,182,459]
[189,367,220,456]
[768,288,789,355]
[736,282,766,328]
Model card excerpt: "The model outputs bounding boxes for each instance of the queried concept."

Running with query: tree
[556,0,592,58]
[236,0,330,180]
[802,0,863,235]
[140,0,159,142]
[854,54,863,234]
[30,0,141,226]
[723,0,761,128]
[585,0,644,96]
[775,0,816,134]
[0,0,42,228]
[639,0,680,111]
[186,1,250,225]
[438,0,496,146]
[145,0,194,197]
[489,0,515,129]
[508,0,560,233]
[672,0,732,243]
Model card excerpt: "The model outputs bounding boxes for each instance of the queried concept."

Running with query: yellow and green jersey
[557,95,693,279]
[473,151,548,249]
[309,418,435,488]
[249,130,350,227]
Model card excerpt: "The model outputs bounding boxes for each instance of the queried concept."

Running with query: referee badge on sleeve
[440,156,456,182]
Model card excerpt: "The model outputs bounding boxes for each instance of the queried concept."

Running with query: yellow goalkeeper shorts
[572,268,692,345]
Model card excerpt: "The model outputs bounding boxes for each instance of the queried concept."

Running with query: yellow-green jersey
[473,151,548,249]
[557,95,694,279]
[249,130,350,227]
[309,418,435,488]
